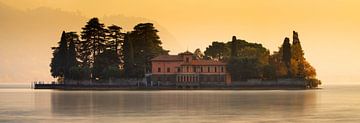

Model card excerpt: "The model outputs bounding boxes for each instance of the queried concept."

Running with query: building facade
[150,51,231,87]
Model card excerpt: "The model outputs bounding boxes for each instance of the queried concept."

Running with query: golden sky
[0,0,360,84]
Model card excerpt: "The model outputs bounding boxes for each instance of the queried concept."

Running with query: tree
[50,31,81,81]
[281,37,291,76]
[290,31,305,78]
[80,17,108,79]
[50,31,68,81]
[93,49,121,80]
[269,51,288,78]
[123,32,136,78]
[66,32,79,80]
[103,65,121,82]
[204,41,230,61]
[227,57,262,80]
[193,48,204,59]
[122,23,168,78]
[107,25,124,54]
[106,25,124,69]
[231,36,238,58]
[222,36,271,81]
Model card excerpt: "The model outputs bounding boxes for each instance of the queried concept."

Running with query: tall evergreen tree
[66,32,80,80]
[281,37,291,76]
[50,31,68,81]
[80,18,107,79]
[50,31,81,81]
[123,32,136,78]
[107,25,124,53]
[291,31,306,78]
[231,36,238,57]
[107,25,124,69]
[123,23,168,78]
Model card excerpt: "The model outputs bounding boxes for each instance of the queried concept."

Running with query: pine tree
[80,18,107,79]
[107,25,124,53]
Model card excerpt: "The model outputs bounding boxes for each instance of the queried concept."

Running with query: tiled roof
[151,55,183,61]
[183,60,226,66]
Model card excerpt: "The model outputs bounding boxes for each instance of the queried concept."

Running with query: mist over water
[0,85,359,122]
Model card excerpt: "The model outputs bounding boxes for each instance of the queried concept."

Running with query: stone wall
[231,79,307,87]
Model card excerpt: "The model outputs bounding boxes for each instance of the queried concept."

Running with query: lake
[0,84,359,122]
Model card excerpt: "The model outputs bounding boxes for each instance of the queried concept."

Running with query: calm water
[0,84,359,123]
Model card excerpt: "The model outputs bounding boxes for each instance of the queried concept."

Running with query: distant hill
[0,2,176,83]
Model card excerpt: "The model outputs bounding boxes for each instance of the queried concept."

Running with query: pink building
[150,51,231,87]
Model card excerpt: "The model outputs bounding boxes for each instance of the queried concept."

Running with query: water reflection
[50,90,318,118]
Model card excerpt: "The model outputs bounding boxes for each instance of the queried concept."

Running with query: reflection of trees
[51,90,317,117]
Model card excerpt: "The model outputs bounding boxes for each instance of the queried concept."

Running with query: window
[186,66,189,72]
[158,67,161,72]
[177,68,181,72]
[200,67,203,72]
[193,67,196,72]
[221,67,224,72]
[215,67,217,72]
[208,66,210,72]
[167,68,170,72]
[186,57,189,62]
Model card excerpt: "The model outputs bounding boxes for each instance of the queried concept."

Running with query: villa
[150,51,231,87]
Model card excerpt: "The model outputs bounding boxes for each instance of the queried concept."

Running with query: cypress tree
[231,36,238,57]
[50,31,68,81]
[291,31,305,78]
[66,32,79,80]
[281,37,291,76]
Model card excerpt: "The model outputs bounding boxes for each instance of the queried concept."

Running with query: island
[34,17,321,90]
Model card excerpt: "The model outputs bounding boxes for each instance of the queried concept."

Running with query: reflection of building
[151,51,231,87]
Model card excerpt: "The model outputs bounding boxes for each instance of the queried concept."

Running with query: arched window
[158,67,161,72]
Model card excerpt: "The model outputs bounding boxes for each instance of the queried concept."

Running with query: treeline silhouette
[203,32,320,87]
[50,17,320,87]
[50,18,168,82]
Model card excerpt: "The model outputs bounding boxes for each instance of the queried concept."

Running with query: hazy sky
[0,0,359,84]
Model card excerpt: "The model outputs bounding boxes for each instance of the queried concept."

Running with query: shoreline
[33,84,319,91]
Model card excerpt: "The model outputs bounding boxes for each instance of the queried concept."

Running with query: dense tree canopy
[204,36,270,80]
[123,23,168,78]
[50,18,320,87]
[204,32,320,87]
[50,31,81,82]
[204,42,230,61]
[50,18,167,82]
[50,31,68,80]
